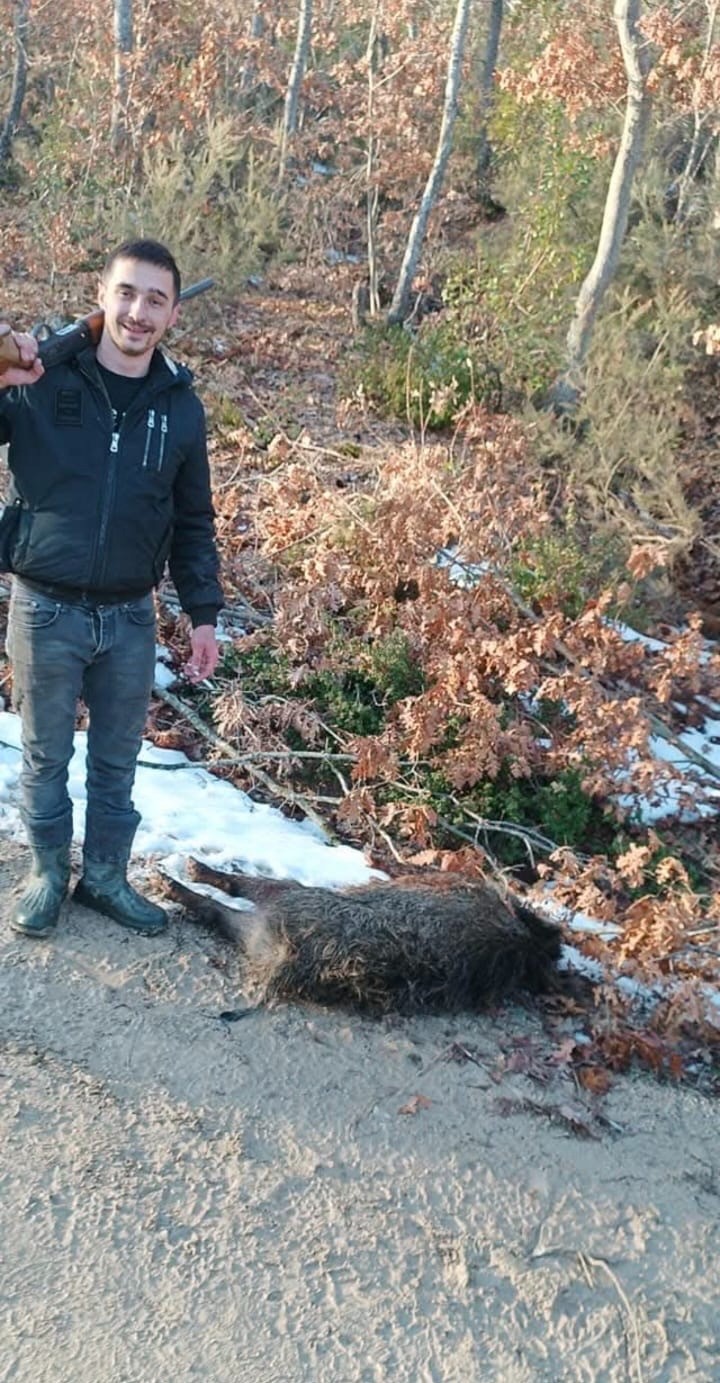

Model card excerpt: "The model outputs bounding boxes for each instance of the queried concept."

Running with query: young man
[0,239,223,938]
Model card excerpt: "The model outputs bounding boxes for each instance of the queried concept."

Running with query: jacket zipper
[75,358,182,586]
[158,414,168,472]
[85,371,123,587]
[142,409,156,467]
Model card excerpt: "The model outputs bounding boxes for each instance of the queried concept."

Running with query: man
[0,238,223,939]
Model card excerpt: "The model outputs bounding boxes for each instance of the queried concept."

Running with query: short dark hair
[102,239,182,302]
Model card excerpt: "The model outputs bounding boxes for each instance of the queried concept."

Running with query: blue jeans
[6,578,156,860]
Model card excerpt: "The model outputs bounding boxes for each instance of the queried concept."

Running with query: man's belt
[14,575,153,608]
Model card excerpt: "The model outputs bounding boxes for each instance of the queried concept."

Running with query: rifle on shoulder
[0,276,214,376]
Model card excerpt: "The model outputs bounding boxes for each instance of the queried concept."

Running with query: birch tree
[111,0,133,150]
[387,0,473,325]
[279,0,313,178]
[549,0,654,412]
[0,0,29,172]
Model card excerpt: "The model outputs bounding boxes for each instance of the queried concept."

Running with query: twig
[644,716,720,784]
[370,819,407,866]
[157,587,272,629]
[152,685,337,839]
[579,1252,645,1383]
[454,800,558,855]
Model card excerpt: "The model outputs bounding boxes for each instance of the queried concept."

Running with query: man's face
[98,257,178,362]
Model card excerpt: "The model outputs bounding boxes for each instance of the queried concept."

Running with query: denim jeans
[6,578,156,860]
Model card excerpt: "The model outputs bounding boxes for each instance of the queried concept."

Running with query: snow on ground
[0,707,380,891]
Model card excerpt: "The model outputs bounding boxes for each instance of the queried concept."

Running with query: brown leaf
[577,1066,612,1095]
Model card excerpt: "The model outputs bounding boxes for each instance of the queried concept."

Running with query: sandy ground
[1,840,719,1383]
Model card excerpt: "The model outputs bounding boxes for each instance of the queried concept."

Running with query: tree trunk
[0,0,30,171]
[279,0,313,178]
[475,0,504,190]
[387,0,472,325]
[111,0,133,150]
[549,0,653,413]
[366,4,384,316]
[674,0,718,221]
[240,4,266,92]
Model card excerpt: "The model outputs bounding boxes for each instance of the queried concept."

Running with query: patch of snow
[0,709,383,890]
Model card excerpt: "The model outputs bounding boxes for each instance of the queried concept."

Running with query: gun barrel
[179,278,215,303]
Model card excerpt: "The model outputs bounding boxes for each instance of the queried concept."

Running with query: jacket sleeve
[169,397,224,625]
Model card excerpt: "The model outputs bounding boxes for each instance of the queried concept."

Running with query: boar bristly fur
[163,858,562,1015]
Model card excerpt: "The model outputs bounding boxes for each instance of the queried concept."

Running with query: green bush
[345,321,501,428]
[224,629,424,741]
[111,118,284,291]
[432,762,617,867]
[510,525,618,618]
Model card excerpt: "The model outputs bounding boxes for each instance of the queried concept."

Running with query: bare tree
[0,0,30,173]
[365,3,385,317]
[549,0,654,412]
[387,0,473,325]
[475,0,504,193]
[111,0,133,150]
[279,0,313,178]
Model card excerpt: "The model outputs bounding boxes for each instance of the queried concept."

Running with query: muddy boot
[73,856,167,935]
[10,843,72,938]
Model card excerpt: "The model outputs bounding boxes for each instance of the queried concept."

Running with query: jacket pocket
[152,523,174,585]
[0,498,22,572]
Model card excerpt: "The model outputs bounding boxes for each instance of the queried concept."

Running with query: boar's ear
[513,902,562,961]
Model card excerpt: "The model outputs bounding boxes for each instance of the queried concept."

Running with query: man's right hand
[0,327,44,389]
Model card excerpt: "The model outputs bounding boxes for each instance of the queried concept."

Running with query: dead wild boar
[162,858,562,1015]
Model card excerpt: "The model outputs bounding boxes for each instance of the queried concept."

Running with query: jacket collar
[75,345,193,391]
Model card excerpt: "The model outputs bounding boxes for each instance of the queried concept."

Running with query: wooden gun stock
[0,277,214,378]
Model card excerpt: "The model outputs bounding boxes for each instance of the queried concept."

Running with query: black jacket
[0,346,223,625]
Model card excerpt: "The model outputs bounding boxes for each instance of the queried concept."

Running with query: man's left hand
[184,625,219,683]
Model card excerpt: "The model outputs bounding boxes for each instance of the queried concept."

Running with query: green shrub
[345,321,501,428]
[432,762,617,867]
[510,525,618,618]
[111,117,284,291]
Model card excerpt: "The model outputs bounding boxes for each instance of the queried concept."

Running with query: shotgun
[0,276,214,377]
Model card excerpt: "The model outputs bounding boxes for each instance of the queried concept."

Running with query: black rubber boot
[73,857,167,935]
[10,844,72,938]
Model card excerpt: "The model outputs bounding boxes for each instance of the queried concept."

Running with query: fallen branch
[138,748,359,768]
[578,1252,645,1383]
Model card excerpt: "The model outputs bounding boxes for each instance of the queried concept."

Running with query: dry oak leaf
[615,843,653,888]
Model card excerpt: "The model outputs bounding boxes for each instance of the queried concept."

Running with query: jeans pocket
[124,596,156,627]
[9,589,61,630]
